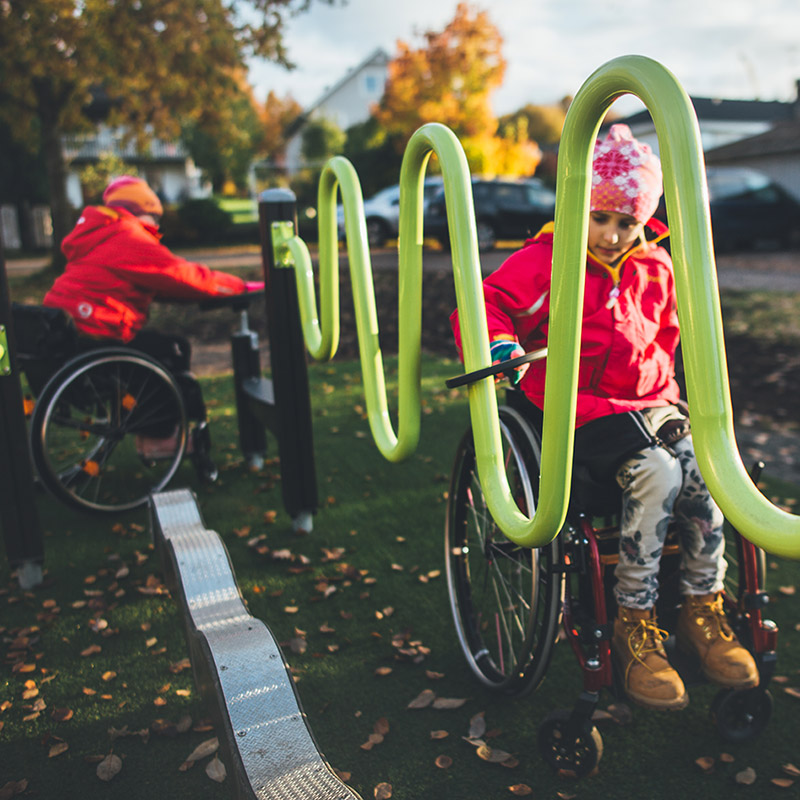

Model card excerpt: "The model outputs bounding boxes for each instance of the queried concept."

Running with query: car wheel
[365,218,389,249]
[476,220,497,252]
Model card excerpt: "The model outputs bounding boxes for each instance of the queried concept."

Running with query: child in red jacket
[44,176,258,480]
[451,125,758,710]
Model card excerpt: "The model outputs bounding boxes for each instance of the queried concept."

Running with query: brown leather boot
[677,593,759,689]
[612,606,688,710]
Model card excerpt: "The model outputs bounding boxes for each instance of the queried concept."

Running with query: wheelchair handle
[445,348,547,388]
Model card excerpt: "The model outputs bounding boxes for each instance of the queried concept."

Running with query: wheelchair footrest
[150,488,361,800]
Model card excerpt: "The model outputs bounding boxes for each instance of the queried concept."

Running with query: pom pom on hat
[103,175,163,217]
[591,124,662,223]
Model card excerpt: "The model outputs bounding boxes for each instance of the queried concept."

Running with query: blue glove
[489,340,527,384]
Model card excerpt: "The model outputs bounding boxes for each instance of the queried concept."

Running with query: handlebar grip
[445,348,547,388]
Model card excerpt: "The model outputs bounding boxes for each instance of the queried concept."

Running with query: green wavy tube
[280,54,800,557]
[550,54,800,558]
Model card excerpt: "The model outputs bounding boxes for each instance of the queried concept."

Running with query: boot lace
[627,617,669,672]
[688,595,734,642]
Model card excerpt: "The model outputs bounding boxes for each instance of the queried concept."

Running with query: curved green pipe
[552,54,800,558]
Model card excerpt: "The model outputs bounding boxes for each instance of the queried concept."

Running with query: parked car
[424,177,557,251]
[337,177,444,248]
[656,167,800,252]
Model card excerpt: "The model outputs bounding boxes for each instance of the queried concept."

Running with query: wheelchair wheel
[30,349,187,513]
[445,405,563,695]
[537,710,603,777]
[710,686,773,742]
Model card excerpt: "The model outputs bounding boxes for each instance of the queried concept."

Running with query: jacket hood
[60,205,158,261]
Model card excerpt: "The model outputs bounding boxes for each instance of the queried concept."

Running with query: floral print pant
[614,435,726,609]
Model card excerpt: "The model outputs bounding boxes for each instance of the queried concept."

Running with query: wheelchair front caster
[537,710,603,777]
[191,422,218,483]
[711,687,773,742]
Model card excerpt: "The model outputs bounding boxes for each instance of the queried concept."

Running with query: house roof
[704,119,800,161]
[305,47,390,117]
[607,95,796,129]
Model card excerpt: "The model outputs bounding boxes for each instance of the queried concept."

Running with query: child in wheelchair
[450,124,758,711]
[41,175,259,481]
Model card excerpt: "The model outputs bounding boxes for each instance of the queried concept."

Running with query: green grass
[3,354,800,799]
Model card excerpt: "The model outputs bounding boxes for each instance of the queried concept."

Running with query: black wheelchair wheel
[537,710,603,777]
[30,349,187,513]
[711,687,773,742]
[445,405,563,695]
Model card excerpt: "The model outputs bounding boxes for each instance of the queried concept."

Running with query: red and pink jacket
[450,219,680,427]
[44,206,245,342]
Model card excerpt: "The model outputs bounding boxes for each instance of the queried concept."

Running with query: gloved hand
[244,281,265,292]
[489,339,529,384]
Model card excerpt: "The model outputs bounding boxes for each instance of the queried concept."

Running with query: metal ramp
[150,489,361,800]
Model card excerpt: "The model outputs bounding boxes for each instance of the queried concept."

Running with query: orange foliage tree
[375,3,540,177]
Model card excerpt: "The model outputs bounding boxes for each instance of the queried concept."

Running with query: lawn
[3,349,800,800]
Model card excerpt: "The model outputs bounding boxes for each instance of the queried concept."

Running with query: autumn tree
[259,90,304,165]
[375,3,540,178]
[0,0,335,265]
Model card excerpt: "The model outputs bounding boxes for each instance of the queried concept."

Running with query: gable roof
[607,95,796,131]
[704,119,800,161]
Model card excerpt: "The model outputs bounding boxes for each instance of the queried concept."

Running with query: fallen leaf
[508,785,533,796]
[695,756,714,774]
[435,755,452,769]
[468,711,486,739]
[772,778,795,789]
[778,585,796,596]
[432,697,467,710]
[783,687,800,700]
[606,703,633,724]
[48,742,69,758]
[374,782,392,799]
[735,767,757,785]
[375,667,393,677]
[783,764,800,777]
[426,670,445,680]
[476,744,513,763]
[51,708,73,722]
[0,779,28,799]
[101,671,117,682]
[81,644,101,657]
[185,737,219,763]
[374,718,390,736]
[407,690,436,709]
[430,730,449,740]
[205,756,227,783]
[96,754,122,782]
[719,753,735,763]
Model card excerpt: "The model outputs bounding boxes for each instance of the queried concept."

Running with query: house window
[364,74,380,94]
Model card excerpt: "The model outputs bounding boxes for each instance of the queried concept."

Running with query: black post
[258,189,317,531]
[0,233,44,588]
[231,309,268,468]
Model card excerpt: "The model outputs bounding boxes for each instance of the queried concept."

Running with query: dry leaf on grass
[407,689,436,709]
[468,711,486,739]
[0,779,28,799]
[694,756,714,774]
[432,697,467,710]
[185,737,219,764]
[374,783,392,799]
[476,744,513,764]
[434,755,452,769]
[508,785,533,796]
[96,754,122,782]
[48,742,69,758]
[430,730,449,740]
[783,764,800,777]
[205,756,227,783]
[735,767,757,785]
[772,778,795,789]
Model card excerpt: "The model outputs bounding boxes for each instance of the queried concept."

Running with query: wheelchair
[11,304,212,514]
[444,357,778,777]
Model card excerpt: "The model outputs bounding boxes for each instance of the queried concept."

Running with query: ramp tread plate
[151,489,359,800]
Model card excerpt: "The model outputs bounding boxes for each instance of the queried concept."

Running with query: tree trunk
[39,110,71,272]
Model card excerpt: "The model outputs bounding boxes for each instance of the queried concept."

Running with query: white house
[283,48,390,174]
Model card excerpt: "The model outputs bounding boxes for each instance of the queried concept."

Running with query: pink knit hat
[591,124,662,223]
[103,175,163,217]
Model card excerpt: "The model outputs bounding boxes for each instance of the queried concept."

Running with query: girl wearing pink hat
[451,125,757,710]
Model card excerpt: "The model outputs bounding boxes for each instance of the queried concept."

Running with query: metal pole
[0,231,44,588]
[258,189,318,532]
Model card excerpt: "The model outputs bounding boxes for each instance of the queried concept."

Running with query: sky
[248,0,800,118]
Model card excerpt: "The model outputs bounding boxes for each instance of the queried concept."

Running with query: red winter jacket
[450,220,680,427]
[44,206,246,342]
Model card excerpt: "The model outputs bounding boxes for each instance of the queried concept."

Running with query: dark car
[656,167,800,252]
[424,177,556,251]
